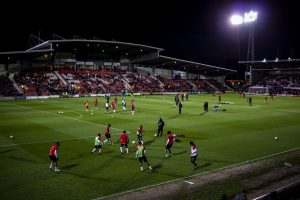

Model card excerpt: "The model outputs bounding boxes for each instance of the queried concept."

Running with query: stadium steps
[121,78,132,91]
[9,73,23,94]
[188,80,197,91]
[54,71,67,86]
[204,80,218,90]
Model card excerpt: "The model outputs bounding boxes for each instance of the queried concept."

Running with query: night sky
[1,0,299,71]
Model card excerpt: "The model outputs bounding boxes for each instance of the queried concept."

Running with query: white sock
[126,148,128,154]
[104,139,108,143]
[120,147,123,153]
[49,162,53,169]
[92,148,96,153]
[99,149,101,154]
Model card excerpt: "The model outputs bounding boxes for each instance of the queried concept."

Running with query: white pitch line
[0,132,123,147]
[1,103,128,133]
[91,146,300,200]
[184,181,194,185]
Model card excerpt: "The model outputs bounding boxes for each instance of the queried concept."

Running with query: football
[10,135,13,139]
[274,136,278,140]
[132,141,135,144]
[154,134,157,137]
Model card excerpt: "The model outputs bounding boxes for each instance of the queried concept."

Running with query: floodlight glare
[230,14,243,25]
[244,10,257,23]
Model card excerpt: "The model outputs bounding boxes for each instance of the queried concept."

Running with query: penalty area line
[91,146,300,200]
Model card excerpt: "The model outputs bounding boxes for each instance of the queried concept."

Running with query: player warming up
[136,125,143,144]
[136,141,152,171]
[157,117,165,137]
[165,131,175,157]
[85,101,89,111]
[120,130,129,155]
[130,100,135,115]
[103,123,112,144]
[49,142,60,172]
[190,141,198,169]
[91,133,102,155]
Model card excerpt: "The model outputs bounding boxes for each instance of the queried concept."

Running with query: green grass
[0,94,299,200]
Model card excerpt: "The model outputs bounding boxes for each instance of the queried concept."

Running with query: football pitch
[0,94,299,200]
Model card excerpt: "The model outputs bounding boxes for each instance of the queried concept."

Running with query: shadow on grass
[62,163,79,169]
[7,155,37,163]
[144,139,155,146]
[197,162,211,168]
[63,171,109,181]
[0,149,14,154]
[152,163,162,170]
[201,158,232,164]
[199,112,207,116]
[173,150,187,156]
[167,115,178,120]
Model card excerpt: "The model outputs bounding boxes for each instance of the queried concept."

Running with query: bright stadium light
[244,10,258,23]
[229,10,258,83]
[230,14,243,25]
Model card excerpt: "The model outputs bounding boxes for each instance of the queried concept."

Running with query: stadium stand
[0,35,235,97]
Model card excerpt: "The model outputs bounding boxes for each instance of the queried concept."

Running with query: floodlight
[244,10,257,23]
[230,14,243,25]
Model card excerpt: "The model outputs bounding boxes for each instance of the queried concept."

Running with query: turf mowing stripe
[92,147,300,200]
[0,132,124,147]
[1,102,129,132]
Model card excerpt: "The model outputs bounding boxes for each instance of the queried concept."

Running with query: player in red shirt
[49,142,60,172]
[114,96,118,104]
[120,130,129,154]
[84,101,89,111]
[94,98,99,109]
[165,131,175,157]
[103,123,112,144]
[111,102,116,113]
[130,100,135,115]
[136,125,143,144]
